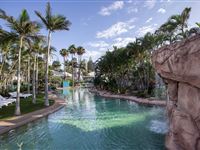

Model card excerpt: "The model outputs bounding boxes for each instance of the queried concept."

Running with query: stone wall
[152,35,200,150]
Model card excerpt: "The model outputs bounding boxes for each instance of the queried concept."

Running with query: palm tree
[35,2,71,106]
[24,41,33,95]
[77,46,85,82]
[31,38,44,103]
[0,41,19,90]
[52,60,61,71]
[68,44,76,58]
[0,41,12,79]
[0,9,40,115]
[0,29,17,82]
[60,48,69,80]
[68,44,76,87]
[180,7,191,37]
[169,7,191,38]
[157,21,177,44]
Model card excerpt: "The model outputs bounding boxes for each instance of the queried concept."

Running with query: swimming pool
[0,88,167,150]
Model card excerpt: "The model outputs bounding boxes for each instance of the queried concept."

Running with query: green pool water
[0,88,167,150]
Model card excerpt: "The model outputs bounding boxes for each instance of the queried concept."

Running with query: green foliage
[196,22,200,27]
[20,83,28,92]
[35,2,71,32]
[135,90,149,98]
[0,87,10,97]
[52,60,61,71]
[67,79,73,86]
[77,46,85,56]
[95,44,155,96]
[154,86,167,100]
[49,76,62,88]
[60,48,69,57]
[94,7,197,98]
[68,44,77,54]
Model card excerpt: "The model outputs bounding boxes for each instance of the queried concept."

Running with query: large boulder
[152,35,200,150]
[152,35,200,89]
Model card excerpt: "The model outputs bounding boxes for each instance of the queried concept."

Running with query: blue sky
[1,0,200,64]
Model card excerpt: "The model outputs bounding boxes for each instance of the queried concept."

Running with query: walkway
[90,89,166,107]
[0,93,66,135]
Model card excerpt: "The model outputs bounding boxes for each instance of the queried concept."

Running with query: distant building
[52,70,72,77]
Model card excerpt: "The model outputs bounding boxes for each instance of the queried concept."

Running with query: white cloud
[127,7,138,14]
[157,8,166,14]
[87,41,109,48]
[144,0,156,9]
[84,50,105,61]
[99,47,108,51]
[146,17,153,23]
[136,24,158,36]
[99,1,124,16]
[126,0,133,3]
[113,37,136,48]
[96,18,136,39]
[160,0,171,2]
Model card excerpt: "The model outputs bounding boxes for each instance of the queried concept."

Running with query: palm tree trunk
[44,30,51,106]
[32,53,36,104]
[15,36,23,116]
[36,56,39,94]
[78,55,81,82]
[72,66,74,88]
[63,57,66,80]
[0,52,5,79]
[72,55,74,88]
[27,56,30,94]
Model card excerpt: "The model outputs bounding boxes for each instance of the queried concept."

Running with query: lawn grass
[0,93,54,120]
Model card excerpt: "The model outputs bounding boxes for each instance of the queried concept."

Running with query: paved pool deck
[0,93,66,135]
[90,89,166,107]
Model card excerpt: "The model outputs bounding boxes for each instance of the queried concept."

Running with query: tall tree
[59,48,69,80]
[87,57,94,73]
[35,2,71,106]
[0,9,40,115]
[52,60,61,71]
[77,46,85,81]
[31,38,45,103]
[68,44,76,87]
[169,7,191,38]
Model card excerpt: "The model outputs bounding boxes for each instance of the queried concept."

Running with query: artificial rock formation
[152,35,200,150]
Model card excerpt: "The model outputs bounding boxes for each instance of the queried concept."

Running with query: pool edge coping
[0,93,66,135]
[89,88,166,107]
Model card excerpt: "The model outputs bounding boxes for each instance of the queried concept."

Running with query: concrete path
[0,93,66,135]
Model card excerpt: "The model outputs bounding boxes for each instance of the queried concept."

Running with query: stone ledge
[90,89,166,107]
[0,93,66,135]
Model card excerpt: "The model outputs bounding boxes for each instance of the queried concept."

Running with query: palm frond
[60,48,69,57]
[77,46,85,55]
[35,11,48,29]
[18,9,30,25]
[46,2,52,25]
[0,29,18,44]
[35,2,71,32]
[196,23,200,28]
[51,15,71,31]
